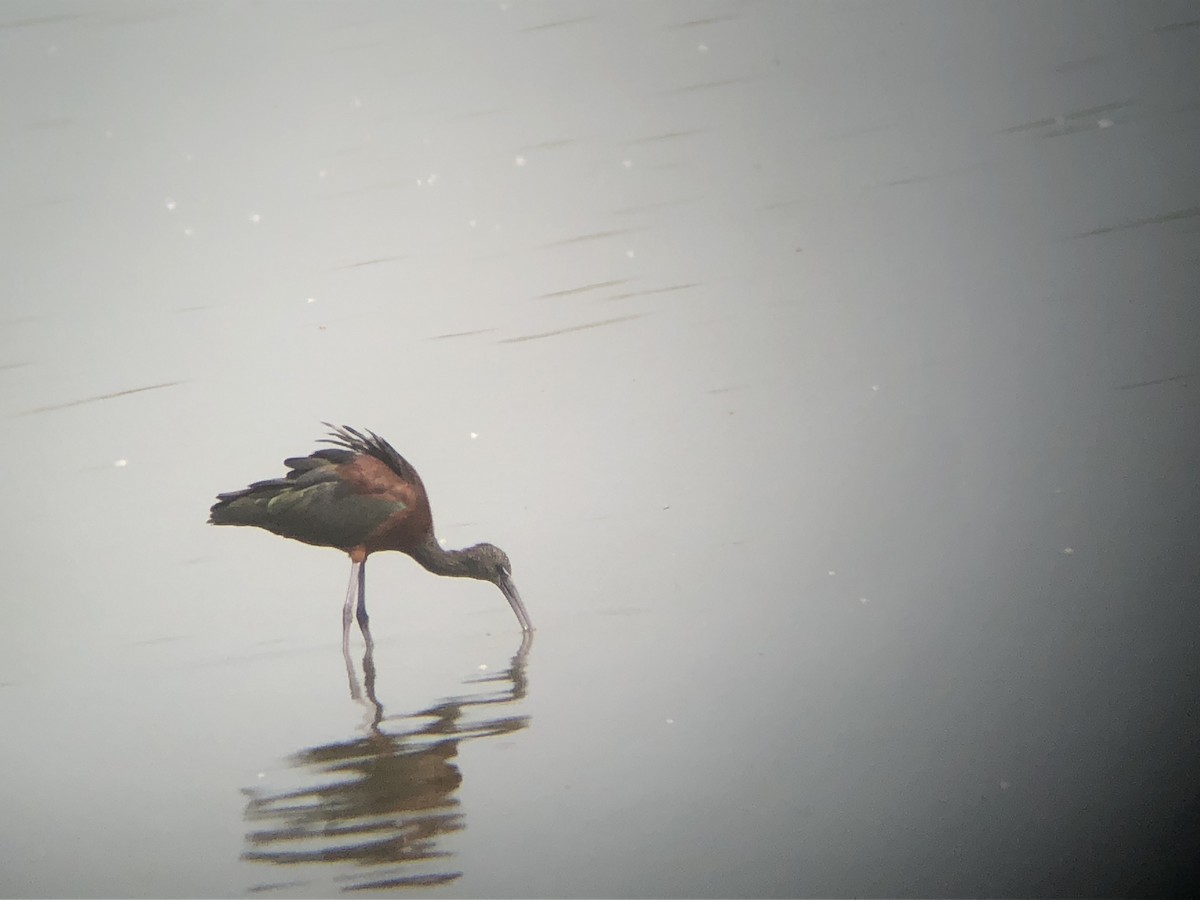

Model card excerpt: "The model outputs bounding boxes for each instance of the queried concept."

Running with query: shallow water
[2,1,1199,896]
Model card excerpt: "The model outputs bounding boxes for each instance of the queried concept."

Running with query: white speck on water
[478,664,488,671]
[351,96,362,108]
[182,227,194,237]
[870,384,880,392]
[828,570,836,576]
[438,538,447,547]
[470,432,478,439]
[622,159,633,168]
[666,718,675,724]
[1000,780,1010,790]
[626,249,636,258]
[1098,118,1113,128]
[317,169,327,178]
[1062,547,1074,554]
[427,173,438,185]
[248,213,261,224]
[257,772,265,779]
[515,155,526,166]
[469,219,478,228]
[164,198,176,211]
[114,459,128,467]
[415,178,424,187]
[697,43,709,52]
[859,597,869,604]
[306,297,316,304]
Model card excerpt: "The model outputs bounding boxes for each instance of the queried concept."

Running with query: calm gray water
[2,1,1199,896]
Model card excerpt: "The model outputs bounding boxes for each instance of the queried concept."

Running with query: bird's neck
[409,533,475,578]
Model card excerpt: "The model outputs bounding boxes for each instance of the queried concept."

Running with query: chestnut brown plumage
[210,424,532,644]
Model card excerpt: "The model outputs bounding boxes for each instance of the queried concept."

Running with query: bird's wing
[320,424,426,492]
[210,457,404,550]
[282,450,348,474]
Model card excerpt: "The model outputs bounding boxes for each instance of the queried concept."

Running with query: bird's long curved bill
[499,575,534,632]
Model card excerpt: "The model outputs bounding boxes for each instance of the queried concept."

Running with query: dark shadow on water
[241,630,533,892]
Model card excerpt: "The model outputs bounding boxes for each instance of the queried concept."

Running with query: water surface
[2,1,1198,896]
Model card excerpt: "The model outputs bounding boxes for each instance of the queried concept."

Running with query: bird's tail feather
[208,482,288,526]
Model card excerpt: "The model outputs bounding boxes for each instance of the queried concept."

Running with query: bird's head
[464,543,534,632]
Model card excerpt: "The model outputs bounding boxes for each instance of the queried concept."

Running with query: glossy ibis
[209,424,533,645]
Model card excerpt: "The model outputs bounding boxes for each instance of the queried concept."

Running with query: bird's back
[210,426,431,554]
[210,451,387,548]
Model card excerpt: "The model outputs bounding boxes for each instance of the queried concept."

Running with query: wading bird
[209,424,533,646]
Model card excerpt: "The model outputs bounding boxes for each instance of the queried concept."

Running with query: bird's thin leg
[355,560,372,649]
[342,560,361,656]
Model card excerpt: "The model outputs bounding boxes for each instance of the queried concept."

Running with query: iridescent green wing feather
[209,452,403,550]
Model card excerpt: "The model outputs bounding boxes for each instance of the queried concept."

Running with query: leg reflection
[343,619,383,730]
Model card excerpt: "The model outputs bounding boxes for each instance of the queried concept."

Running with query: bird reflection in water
[241,629,532,892]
